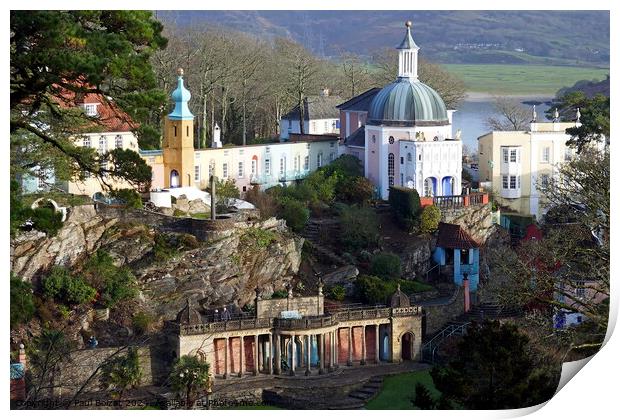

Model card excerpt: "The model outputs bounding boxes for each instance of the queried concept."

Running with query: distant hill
[556,75,610,98]
[157,10,609,66]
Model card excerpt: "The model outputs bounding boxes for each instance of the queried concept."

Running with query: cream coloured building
[478,120,580,219]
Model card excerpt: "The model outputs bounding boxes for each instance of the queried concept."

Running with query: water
[452,97,553,152]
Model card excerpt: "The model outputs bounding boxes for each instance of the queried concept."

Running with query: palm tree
[170,355,210,409]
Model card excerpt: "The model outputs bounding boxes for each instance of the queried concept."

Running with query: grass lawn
[443,64,609,95]
[365,370,440,410]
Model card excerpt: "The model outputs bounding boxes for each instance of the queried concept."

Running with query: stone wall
[256,295,324,319]
[441,203,493,244]
[50,345,165,398]
[422,286,465,337]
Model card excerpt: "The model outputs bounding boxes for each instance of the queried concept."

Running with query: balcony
[250,170,311,185]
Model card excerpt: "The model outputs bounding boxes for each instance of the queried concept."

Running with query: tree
[100,347,142,402]
[548,91,609,153]
[419,205,441,233]
[170,355,211,409]
[26,329,72,402]
[10,273,36,328]
[370,252,402,280]
[486,97,531,131]
[209,178,240,210]
[42,266,97,305]
[431,321,559,409]
[389,186,421,231]
[412,383,436,409]
[11,11,166,188]
[279,199,310,233]
[340,52,371,98]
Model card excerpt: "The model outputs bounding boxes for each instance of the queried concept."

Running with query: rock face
[441,203,494,244]
[10,205,304,322]
[399,236,434,280]
[136,218,304,320]
[11,205,117,281]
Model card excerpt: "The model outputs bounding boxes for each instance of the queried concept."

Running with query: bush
[132,312,154,335]
[42,266,97,305]
[110,188,142,209]
[419,205,442,233]
[338,204,380,250]
[208,178,240,209]
[389,186,421,231]
[30,205,64,236]
[413,383,437,409]
[336,176,375,204]
[370,252,402,279]
[240,227,277,250]
[10,273,35,328]
[326,285,346,301]
[279,199,310,232]
[320,154,363,178]
[245,186,278,219]
[153,233,179,260]
[100,267,138,308]
[355,275,432,305]
[270,290,288,299]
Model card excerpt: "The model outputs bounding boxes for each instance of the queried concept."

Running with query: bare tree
[340,51,371,98]
[486,97,531,131]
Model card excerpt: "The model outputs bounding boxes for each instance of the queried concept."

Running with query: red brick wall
[213,338,225,375]
[244,336,256,372]
[351,326,363,361]
[337,328,349,364]
[228,337,241,374]
[365,326,377,362]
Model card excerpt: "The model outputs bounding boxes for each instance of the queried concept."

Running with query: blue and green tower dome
[168,68,194,120]
[367,21,449,127]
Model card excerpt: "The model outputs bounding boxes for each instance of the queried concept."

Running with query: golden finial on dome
[405,20,412,28]
[177,67,184,77]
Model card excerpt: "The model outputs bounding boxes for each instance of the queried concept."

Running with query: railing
[421,192,489,209]
[180,317,273,335]
[421,322,470,363]
[433,195,464,209]
[273,315,335,330]
[250,170,311,185]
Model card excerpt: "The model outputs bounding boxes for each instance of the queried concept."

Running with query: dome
[389,284,410,308]
[368,78,449,127]
[168,69,194,120]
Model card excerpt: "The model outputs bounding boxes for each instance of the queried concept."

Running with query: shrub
[355,275,432,305]
[100,267,138,308]
[326,285,346,301]
[389,186,421,231]
[413,383,437,409]
[320,154,363,178]
[110,188,142,209]
[132,312,154,335]
[240,227,277,250]
[270,290,288,299]
[419,205,442,233]
[336,176,375,204]
[278,199,310,232]
[42,266,97,305]
[30,206,64,236]
[153,233,179,260]
[10,273,35,328]
[338,204,380,250]
[209,178,240,209]
[370,252,402,279]
[245,186,278,219]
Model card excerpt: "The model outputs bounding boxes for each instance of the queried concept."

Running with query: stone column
[319,333,325,374]
[274,333,281,375]
[290,334,296,376]
[268,333,274,375]
[239,335,245,377]
[223,337,229,379]
[347,327,353,366]
[254,335,259,375]
[305,335,311,376]
[334,329,340,368]
[375,324,380,363]
[361,326,366,365]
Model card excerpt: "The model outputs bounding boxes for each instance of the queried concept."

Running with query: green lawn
[365,369,440,410]
[443,64,609,95]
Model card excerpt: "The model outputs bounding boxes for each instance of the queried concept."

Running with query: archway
[170,169,180,188]
[424,177,437,197]
[442,176,455,196]
[401,332,414,360]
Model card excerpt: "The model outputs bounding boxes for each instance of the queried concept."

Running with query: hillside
[157,10,610,66]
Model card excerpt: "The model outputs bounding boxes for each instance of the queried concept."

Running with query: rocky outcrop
[11,205,118,281]
[136,218,304,320]
[399,236,434,279]
[441,203,494,244]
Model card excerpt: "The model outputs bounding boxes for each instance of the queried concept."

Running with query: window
[388,153,395,187]
[317,153,323,168]
[541,147,550,163]
[265,159,271,175]
[304,156,309,170]
[400,157,404,164]
[174,126,177,137]
[372,135,376,144]
[564,148,573,161]
[407,153,412,162]
[517,175,521,188]
[329,152,335,163]
[325,121,329,132]
[503,148,509,163]
[238,162,244,178]
[502,175,508,189]
[330,142,335,148]
[389,136,395,144]
[510,175,516,189]
[83,137,91,148]
[460,249,470,265]
[251,159,257,175]
[98,136,107,154]
[84,103,97,116]
[222,163,228,178]
[115,135,123,149]
[418,154,422,161]
[400,173,404,185]
[266,147,271,154]
[194,165,200,182]
[540,174,549,189]
[280,157,285,175]
[576,281,586,299]
[311,122,317,132]
[424,178,434,197]
[510,149,517,162]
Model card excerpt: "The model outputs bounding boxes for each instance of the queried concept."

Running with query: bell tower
[397,21,419,80]
[163,68,195,188]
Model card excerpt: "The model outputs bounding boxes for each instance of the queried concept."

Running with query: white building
[279,89,341,140]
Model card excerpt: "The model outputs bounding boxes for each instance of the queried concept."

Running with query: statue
[455,129,462,140]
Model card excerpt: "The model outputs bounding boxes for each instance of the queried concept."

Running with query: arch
[170,169,180,188]
[401,332,414,361]
[442,176,455,196]
[424,177,437,197]
[196,349,207,364]
[381,331,390,361]
[251,155,258,175]
[407,152,412,162]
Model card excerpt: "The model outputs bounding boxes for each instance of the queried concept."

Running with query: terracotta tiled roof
[436,222,479,249]
[51,83,137,132]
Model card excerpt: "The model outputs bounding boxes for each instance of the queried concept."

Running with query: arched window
[424,178,435,197]
[114,135,123,149]
[317,153,323,168]
[251,156,258,175]
[388,153,395,187]
[83,137,91,148]
[407,152,412,162]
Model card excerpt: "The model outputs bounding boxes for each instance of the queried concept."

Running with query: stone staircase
[302,220,348,266]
